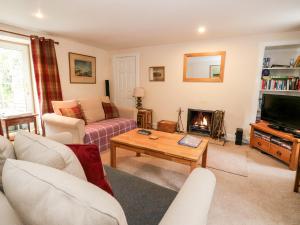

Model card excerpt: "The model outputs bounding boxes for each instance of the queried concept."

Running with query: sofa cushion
[84,118,137,152]
[79,97,105,124]
[14,131,86,181]
[0,135,16,191]
[60,105,86,123]
[2,159,128,225]
[0,191,23,225]
[102,102,120,119]
[52,99,78,115]
[66,144,113,195]
[101,96,110,103]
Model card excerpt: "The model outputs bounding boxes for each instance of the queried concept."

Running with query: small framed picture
[69,52,96,84]
[149,66,165,81]
[209,65,221,78]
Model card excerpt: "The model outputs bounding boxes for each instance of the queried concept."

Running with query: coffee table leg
[201,145,208,168]
[110,142,117,168]
[190,162,198,172]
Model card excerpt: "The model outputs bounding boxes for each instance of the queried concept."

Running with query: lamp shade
[133,87,145,97]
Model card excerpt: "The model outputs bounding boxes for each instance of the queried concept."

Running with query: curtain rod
[0,29,59,45]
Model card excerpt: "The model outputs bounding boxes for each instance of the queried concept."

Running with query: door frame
[112,53,140,105]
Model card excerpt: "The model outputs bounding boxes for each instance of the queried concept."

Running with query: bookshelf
[256,45,300,121]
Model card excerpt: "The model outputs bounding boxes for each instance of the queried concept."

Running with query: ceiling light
[198,26,206,33]
[34,9,44,19]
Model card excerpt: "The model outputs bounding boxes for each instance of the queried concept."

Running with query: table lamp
[133,87,145,109]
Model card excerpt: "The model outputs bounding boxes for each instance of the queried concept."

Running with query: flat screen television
[261,94,300,130]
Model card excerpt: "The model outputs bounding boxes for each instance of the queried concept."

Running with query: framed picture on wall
[209,65,221,78]
[69,52,96,84]
[149,66,165,81]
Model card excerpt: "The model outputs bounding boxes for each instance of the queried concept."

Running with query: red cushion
[66,144,113,195]
[102,102,119,119]
[59,105,86,124]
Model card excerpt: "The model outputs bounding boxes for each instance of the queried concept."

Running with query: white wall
[110,31,300,140]
[0,23,110,100]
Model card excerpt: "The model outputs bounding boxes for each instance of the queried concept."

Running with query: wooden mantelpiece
[250,121,300,170]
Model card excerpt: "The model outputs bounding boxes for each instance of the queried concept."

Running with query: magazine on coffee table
[178,135,202,148]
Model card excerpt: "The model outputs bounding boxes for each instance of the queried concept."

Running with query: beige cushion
[79,97,106,124]
[0,136,16,191]
[52,100,78,115]
[3,159,128,225]
[14,131,86,181]
[0,191,23,225]
[101,96,110,103]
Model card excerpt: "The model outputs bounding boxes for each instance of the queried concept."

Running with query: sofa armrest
[118,107,137,120]
[47,132,73,144]
[159,168,216,225]
[42,113,85,144]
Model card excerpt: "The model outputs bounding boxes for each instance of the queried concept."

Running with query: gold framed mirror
[183,51,226,82]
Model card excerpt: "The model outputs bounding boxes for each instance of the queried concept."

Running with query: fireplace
[187,109,214,135]
[187,108,226,139]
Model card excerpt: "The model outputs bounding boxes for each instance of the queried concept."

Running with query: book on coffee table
[178,135,202,148]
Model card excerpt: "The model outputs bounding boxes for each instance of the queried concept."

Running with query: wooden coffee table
[110,129,208,172]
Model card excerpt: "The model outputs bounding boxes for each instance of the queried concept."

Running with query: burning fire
[194,116,208,126]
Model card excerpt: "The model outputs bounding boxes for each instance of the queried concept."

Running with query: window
[0,40,34,116]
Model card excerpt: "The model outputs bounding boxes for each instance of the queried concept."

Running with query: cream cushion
[0,191,23,225]
[100,96,110,103]
[0,135,16,191]
[79,97,108,124]
[2,159,128,225]
[52,99,78,115]
[14,131,86,180]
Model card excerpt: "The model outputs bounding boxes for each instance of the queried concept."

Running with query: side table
[137,108,152,129]
[0,113,38,140]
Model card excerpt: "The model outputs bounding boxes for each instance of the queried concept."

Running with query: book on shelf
[261,77,300,91]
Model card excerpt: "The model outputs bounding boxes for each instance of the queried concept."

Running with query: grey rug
[104,165,177,225]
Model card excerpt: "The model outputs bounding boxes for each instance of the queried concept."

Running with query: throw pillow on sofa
[0,191,23,225]
[2,159,128,225]
[52,99,78,115]
[79,97,106,124]
[0,135,16,191]
[67,144,114,195]
[14,131,86,181]
[102,102,120,119]
[59,105,86,123]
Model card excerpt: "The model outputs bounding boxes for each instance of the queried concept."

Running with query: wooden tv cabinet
[250,121,300,170]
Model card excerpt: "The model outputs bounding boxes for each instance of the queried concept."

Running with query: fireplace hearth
[187,108,225,138]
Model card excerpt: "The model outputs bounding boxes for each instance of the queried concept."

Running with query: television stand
[250,121,300,170]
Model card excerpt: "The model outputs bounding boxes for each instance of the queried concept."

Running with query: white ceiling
[0,0,299,50]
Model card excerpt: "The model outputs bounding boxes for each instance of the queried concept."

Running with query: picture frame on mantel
[149,66,165,81]
[69,52,96,84]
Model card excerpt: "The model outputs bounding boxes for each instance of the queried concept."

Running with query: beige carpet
[207,142,248,177]
[101,142,300,225]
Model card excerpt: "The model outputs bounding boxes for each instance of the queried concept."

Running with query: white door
[113,54,139,108]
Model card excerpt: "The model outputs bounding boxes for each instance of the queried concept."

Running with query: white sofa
[42,97,137,148]
[0,132,216,225]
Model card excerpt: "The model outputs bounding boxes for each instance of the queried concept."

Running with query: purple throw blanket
[84,118,137,152]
